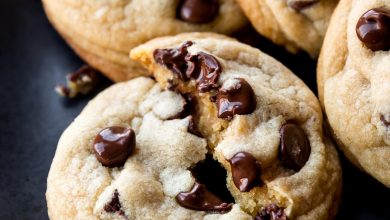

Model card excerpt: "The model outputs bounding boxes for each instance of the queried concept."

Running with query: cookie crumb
[55,65,99,98]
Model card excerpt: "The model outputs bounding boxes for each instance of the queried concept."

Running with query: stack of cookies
[43,0,390,219]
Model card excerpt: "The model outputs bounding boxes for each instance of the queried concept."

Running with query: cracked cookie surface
[42,0,247,82]
[47,33,341,220]
[317,0,390,187]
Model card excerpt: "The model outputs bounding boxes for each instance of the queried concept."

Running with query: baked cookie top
[236,0,339,57]
[42,0,247,81]
[47,33,341,220]
[317,0,390,186]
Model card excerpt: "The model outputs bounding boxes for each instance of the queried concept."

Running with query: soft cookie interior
[130,33,342,219]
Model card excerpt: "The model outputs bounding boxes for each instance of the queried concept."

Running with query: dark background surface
[0,1,389,219]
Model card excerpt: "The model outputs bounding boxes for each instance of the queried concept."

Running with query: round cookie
[236,0,339,57]
[317,0,390,186]
[42,0,247,82]
[47,33,342,219]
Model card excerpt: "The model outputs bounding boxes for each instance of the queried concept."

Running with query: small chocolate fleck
[255,204,289,220]
[229,152,261,192]
[104,190,121,213]
[380,114,390,127]
[167,79,178,91]
[356,8,390,51]
[188,117,203,137]
[93,126,135,167]
[209,94,218,103]
[177,0,219,24]
[55,65,99,98]
[216,78,256,120]
[279,123,311,171]
[176,181,232,212]
[153,41,194,80]
[186,52,222,92]
[288,0,319,11]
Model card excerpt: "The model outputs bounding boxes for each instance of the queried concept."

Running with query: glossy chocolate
[229,152,261,192]
[186,52,222,92]
[93,126,135,167]
[176,182,232,212]
[356,8,390,51]
[279,123,311,171]
[153,41,193,80]
[255,204,289,220]
[216,78,256,120]
[177,0,219,24]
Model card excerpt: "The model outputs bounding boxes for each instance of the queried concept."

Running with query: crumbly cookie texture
[42,0,247,82]
[317,0,390,187]
[236,0,339,57]
[47,33,341,220]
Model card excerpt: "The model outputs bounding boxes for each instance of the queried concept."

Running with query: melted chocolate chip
[186,52,222,92]
[153,41,193,80]
[356,8,390,51]
[380,114,390,127]
[177,0,219,24]
[255,204,289,220]
[176,182,232,212]
[216,78,256,120]
[93,126,135,167]
[154,43,223,93]
[279,123,311,171]
[288,0,318,11]
[229,152,261,192]
[104,190,121,213]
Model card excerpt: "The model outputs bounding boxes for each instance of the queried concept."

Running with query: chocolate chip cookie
[42,0,246,82]
[236,0,339,57]
[317,0,390,187]
[47,33,341,219]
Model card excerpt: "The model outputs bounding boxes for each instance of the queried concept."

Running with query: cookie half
[47,33,342,219]
[236,0,339,57]
[317,0,390,186]
[42,0,247,82]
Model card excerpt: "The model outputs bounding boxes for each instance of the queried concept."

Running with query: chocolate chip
[216,78,256,120]
[176,181,232,212]
[154,43,223,92]
[186,52,222,92]
[356,8,390,51]
[55,65,99,98]
[288,0,318,11]
[209,94,217,103]
[93,126,135,167]
[380,114,390,127]
[177,0,219,24]
[229,152,261,192]
[279,123,311,171]
[153,41,194,80]
[255,204,289,220]
[104,190,121,213]
[188,117,203,137]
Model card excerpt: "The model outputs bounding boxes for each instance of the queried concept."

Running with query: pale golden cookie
[317,0,390,186]
[47,33,341,219]
[42,0,247,82]
[236,0,339,57]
